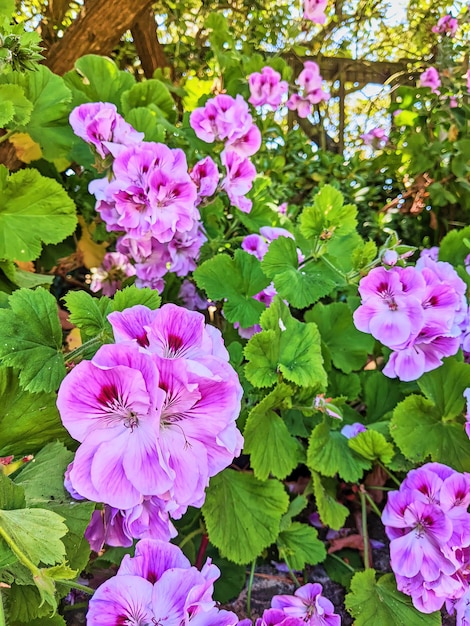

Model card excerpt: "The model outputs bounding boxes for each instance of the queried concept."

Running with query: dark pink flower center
[97,384,139,430]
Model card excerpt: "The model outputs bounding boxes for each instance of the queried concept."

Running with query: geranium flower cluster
[189,93,260,212]
[303,0,328,24]
[89,251,136,297]
[57,303,243,547]
[382,462,470,616]
[70,103,206,293]
[287,61,330,118]
[353,257,467,381]
[239,583,340,625]
[88,538,239,625]
[190,93,261,157]
[432,14,458,37]
[419,66,441,94]
[248,66,288,108]
[69,101,144,159]
[360,127,388,149]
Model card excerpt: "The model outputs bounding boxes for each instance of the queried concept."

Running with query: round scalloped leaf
[202,470,289,564]
[0,166,76,262]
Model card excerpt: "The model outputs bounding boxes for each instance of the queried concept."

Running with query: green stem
[363,491,383,519]
[0,589,5,626]
[64,334,106,364]
[55,579,94,596]
[246,558,256,618]
[328,552,356,574]
[0,130,14,145]
[377,461,401,487]
[0,524,39,577]
[359,488,370,570]
[283,554,301,588]
[318,255,348,281]
[62,601,89,612]
[178,527,203,551]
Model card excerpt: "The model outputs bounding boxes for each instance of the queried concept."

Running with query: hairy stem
[363,490,383,518]
[359,487,371,569]
[178,527,204,551]
[64,334,107,364]
[283,554,301,588]
[0,589,5,626]
[377,461,401,487]
[195,532,209,571]
[55,580,94,595]
[246,558,256,618]
[0,130,14,145]
[0,524,39,577]
[328,552,356,574]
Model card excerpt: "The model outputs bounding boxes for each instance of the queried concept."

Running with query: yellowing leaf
[77,216,108,269]
[9,132,42,163]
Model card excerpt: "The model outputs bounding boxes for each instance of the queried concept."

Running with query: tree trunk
[44,0,153,75]
[131,7,170,79]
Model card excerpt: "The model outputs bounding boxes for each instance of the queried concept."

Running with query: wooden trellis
[289,55,420,153]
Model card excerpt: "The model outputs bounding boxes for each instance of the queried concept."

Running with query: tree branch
[44,0,153,75]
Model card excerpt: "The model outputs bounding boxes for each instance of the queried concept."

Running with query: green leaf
[0,368,67,456]
[64,54,135,109]
[49,501,94,571]
[125,107,165,142]
[0,84,33,126]
[244,297,327,389]
[390,394,470,472]
[1,264,54,289]
[261,237,336,308]
[362,371,404,423]
[277,522,326,570]
[0,288,66,393]
[194,250,270,327]
[6,584,53,623]
[305,302,374,373]
[0,473,25,510]
[351,240,378,271]
[63,290,114,343]
[0,0,15,14]
[345,570,441,626]
[279,495,308,531]
[299,185,357,241]
[202,470,289,564]
[311,471,349,530]
[111,285,161,312]
[243,384,303,480]
[0,508,67,566]
[418,358,470,420]
[7,65,73,161]
[0,98,14,126]
[14,442,73,506]
[121,79,177,123]
[307,421,371,482]
[0,166,77,262]
[348,429,395,464]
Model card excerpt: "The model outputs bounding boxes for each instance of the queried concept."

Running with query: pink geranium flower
[221,149,257,213]
[69,102,144,159]
[432,15,458,36]
[303,0,328,24]
[419,67,441,94]
[57,304,244,513]
[89,252,136,296]
[248,66,289,108]
[272,583,341,625]
[88,539,239,626]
